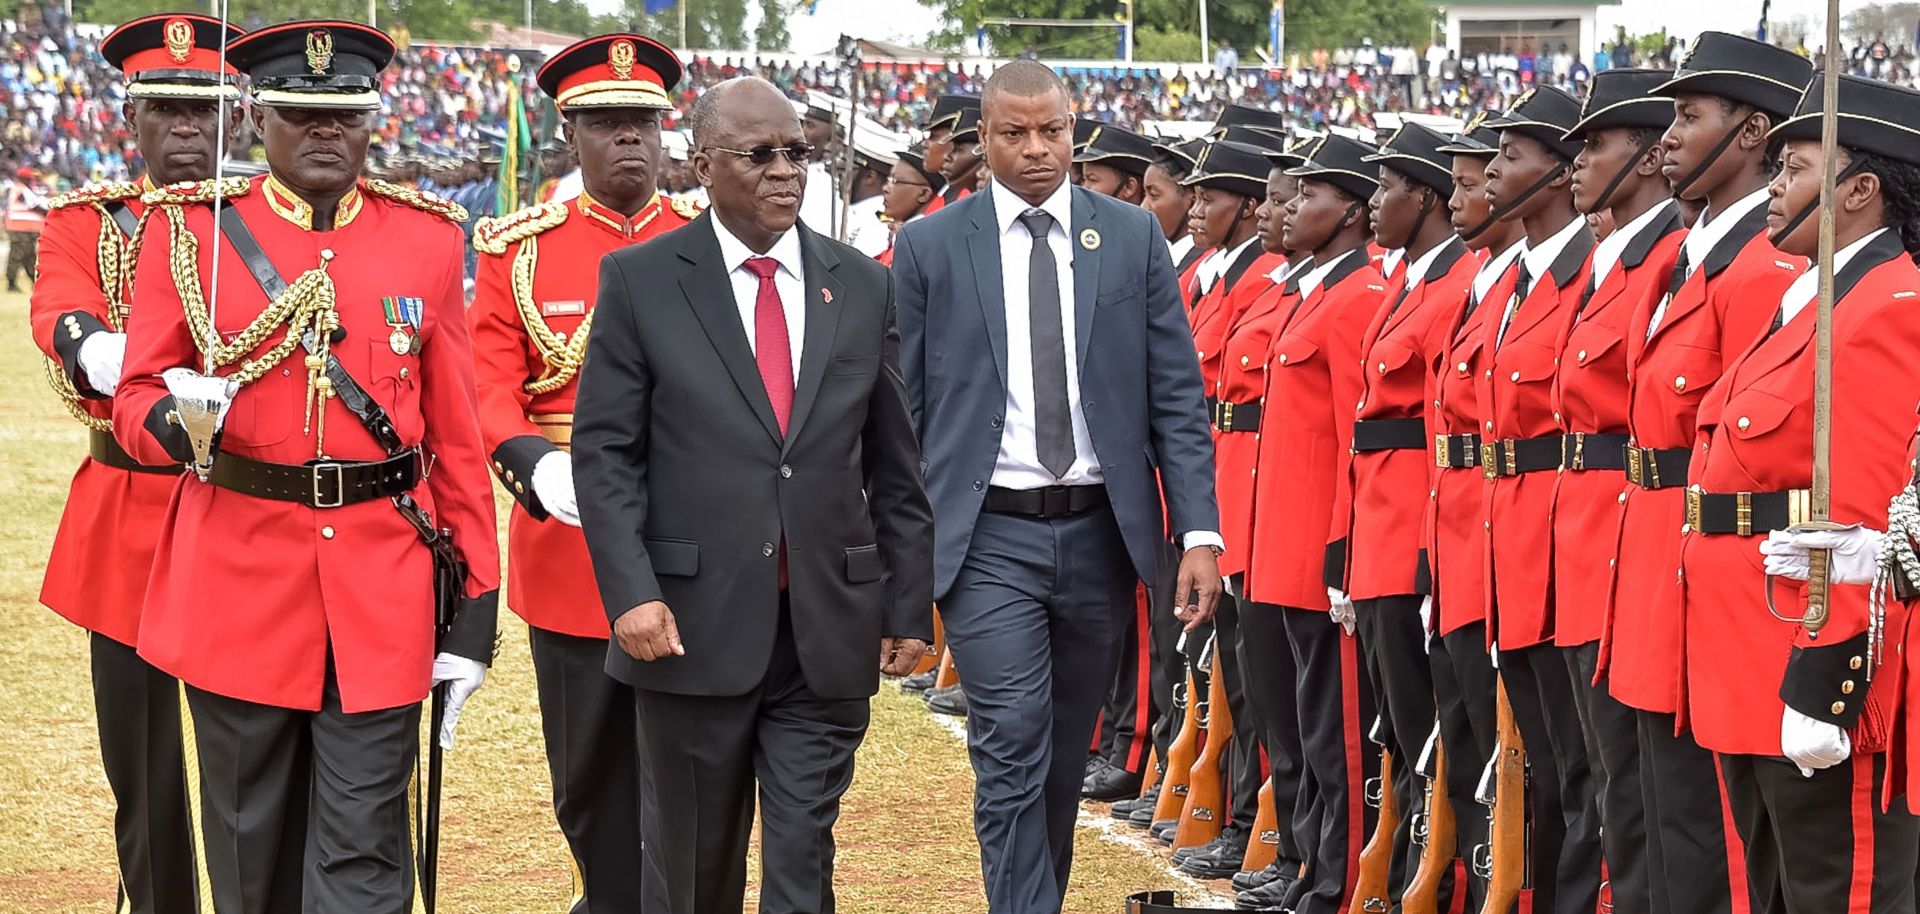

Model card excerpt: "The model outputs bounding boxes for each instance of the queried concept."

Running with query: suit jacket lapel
[1071,187,1101,375]
[783,227,844,452]
[678,215,784,447]
[966,194,1010,389]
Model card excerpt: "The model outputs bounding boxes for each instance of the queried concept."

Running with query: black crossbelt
[105,200,139,240]
[1213,399,1261,433]
[90,428,181,475]
[1353,418,1426,452]
[1559,432,1631,471]
[1481,435,1564,478]
[1686,489,1808,536]
[1435,433,1482,469]
[1626,445,1690,490]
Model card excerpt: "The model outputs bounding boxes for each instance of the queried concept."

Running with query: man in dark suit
[892,59,1223,914]
[572,76,934,914]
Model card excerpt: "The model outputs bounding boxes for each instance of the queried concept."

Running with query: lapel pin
[822,288,833,303]
[1079,228,1101,251]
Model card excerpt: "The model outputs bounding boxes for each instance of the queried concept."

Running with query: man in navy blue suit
[892,60,1223,914]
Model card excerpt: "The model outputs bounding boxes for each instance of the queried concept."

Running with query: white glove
[1780,705,1851,777]
[1328,587,1356,636]
[431,653,487,750]
[531,451,580,527]
[77,331,126,395]
[1419,595,1435,652]
[1761,527,1883,586]
[160,367,236,429]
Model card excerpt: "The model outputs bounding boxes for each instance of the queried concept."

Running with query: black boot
[900,670,937,693]
[925,684,968,717]
[1178,825,1250,878]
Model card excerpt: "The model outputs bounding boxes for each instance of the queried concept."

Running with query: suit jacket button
[972,480,984,492]
[763,543,776,557]
[990,416,1003,428]
[780,465,793,478]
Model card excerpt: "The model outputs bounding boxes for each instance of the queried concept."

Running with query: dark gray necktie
[1019,208,1074,478]
[1499,261,1532,346]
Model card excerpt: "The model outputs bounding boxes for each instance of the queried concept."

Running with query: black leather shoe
[1083,762,1143,801]
[1151,818,1179,843]
[900,670,936,693]
[1233,873,1298,911]
[1112,785,1159,820]
[1179,827,1250,879]
[1231,861,1283,893]
[1128,800,1160,828]
[925,684,968,716]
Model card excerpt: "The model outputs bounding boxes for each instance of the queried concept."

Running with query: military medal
[384,296,423,355]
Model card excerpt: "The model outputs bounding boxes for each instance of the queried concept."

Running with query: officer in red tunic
[1479,86,1602,914]
[468,32,698,913]
[28,14,242,914]
[1552,68,1686,914]
[112,21,498,913]
[1344,121,1478,912]
[1688,73,1920,914]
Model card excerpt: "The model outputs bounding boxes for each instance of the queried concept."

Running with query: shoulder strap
[103,200,139,240]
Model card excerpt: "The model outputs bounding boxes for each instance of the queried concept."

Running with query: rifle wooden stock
[1401,745,1456,914]
[1241,777,1280,875]
[1349,749,1397,914]
[1477,680,1526,914]
[1152,659,1205,824]
[1173,651,1232,850]
[933,646,960,689]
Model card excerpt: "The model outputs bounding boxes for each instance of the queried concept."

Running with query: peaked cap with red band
[100,13,246,100]
[537,33,682,112]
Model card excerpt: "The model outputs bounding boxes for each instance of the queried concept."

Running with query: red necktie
[743,256,793,434]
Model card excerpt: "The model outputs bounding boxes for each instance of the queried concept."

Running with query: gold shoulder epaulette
[667,194,707,221]
[473,200,568,255]
[140,176,252,206]
[365,179,470,224]
[50,180,141,210]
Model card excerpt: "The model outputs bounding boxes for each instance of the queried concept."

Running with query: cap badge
[610,39,636,80]
[1464,111,1487,132]
[306,29,333,75]
[1513,88,1537,111]
[164,17,194,63]
[1080,228,1102,251]
[1086,125,1103,148]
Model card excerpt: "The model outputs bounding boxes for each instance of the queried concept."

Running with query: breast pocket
[1563,321,1625,372]
[1272,334,1322,370]
[365,338,422,424]
[828,355,878,379]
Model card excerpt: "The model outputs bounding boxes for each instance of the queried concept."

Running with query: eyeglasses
[886,176,930,188]
[706,143,814,166]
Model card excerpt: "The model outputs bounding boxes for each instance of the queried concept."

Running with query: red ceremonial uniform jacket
[29,178,180,646]
[1212,257,1295,577]
[1345,240,1475,600]
[1179,245,1213,309]
[1190,241,1276,391]
[1427,248,1519,635]
[1608,208,1803,717]
[1551,205,1685,652]
[470,191,697,638]
[114,175,500,713]
[1679,231,1920,757]
[1478,220,1595,649]
[1247,249,1386,609]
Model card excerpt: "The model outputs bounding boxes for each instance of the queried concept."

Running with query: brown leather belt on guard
[1353,418,1426,452]
[89,428,182,475]
[530,412,572,450]
[1559,432,1631,472]
[1684,487,1812,536]
[1434,433,1482,470]
[207,448,421,509]
[1213,399,1261,433]
[1481,435,1564,479]
[984,484,1109,519]
[1626,445,1690,490]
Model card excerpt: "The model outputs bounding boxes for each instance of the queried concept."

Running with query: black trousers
[1721,752,1920,914]
[1142,552,1183,771]
[1281,607,1376,914]
[530,627,662,913]
[1499,643,1602,914]
[1213,588,1264,830]
[1354,594,1449,909]
[1564,643,1650,914]
[1238,600,1308,874]
[184,668,421,914]
[91,633,197,914]
[1637,708,1739,914]
[1095,582,1154,775]
[1431,624,1497,913]
[634,608,870,914]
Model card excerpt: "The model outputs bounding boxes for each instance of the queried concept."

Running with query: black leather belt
[1559,432,1631,471]
[1685,488,1812,536]
[207,448,421,509]
[1434,433,1481,469]
[89,428,181,476]
[1626,445,1690,490]
[1353,418,1426,452]
[1482,435,1564,479]
[983,484,1109,519]
[1213,399,1261,433]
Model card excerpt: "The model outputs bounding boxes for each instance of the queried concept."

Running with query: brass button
[1484,521,1491,529]
[1681,523,1692,535]
[1831,701,1847,715]
[1485,421,1494,431]
[505,470,515,483]
[493,460,503,471]
[1279,354,1289,365]
[399,367,410,380]
[1737,417,1751,431]
[1842,680,1856,695]
[1485,369,1493,379]
[1851,656,1864,670]
[1577,349,1587,362]
[321,526,335,539]
[1456,361,1468,373]
[1619,492,1627,504]
[1553,411,1561,423]
[1430,489,1437,499]
[514,482,525,493]
[1510,371,1521,382]
[1240,355,1250,367]
[1674,376,1687,392]
[1197,349,1205,359]
[1378,361,1388,374]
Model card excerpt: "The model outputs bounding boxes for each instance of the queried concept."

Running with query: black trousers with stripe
[1721,751,1919,914]
[1095,583,1155,776]
[1214,588,1266,830]
[1430,623,1497,914]
[1499,643,1602,914]
[90,632,198,914]
[1281,607,1376,914]
[1637,707,1741,914]
[1354,594,1450,909]
[530,627,662,913]
[1238,600,1308,874]
[1564,642,1651,914]
[184,665,420,914]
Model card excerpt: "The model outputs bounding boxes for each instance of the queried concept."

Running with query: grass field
[0,285,1222,913]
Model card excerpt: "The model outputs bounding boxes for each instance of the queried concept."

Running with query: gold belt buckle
[1436,434,1449,469]
[1220,401,1235,432]
[1685,487,1702,531]
[1626,445,1643,485]
[1735,491,1753,537]
[1566,433,1586,471]
[1481,442,1499,479]
[1788,489,1811,527]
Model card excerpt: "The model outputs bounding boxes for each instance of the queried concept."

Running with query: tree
[755,0,792,51]
[917,0,1436,60]
[1842,1,1920,47]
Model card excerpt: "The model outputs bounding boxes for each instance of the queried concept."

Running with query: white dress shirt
[842,193,891,258]
[1297,249,1357,297]
[1473,238,1527,306]
[1779,228,1888,325]
[1380,246,1407,280]
[1590,199,1676,291]
[711,213,806,385]
[987,179,1222,552]
[1648,186,1770,339]
[1401,239,1451,291]
[1168,232,1196,265]
[1197,235,1260,295]
[801,159,839,236]
[1499,215,1586,346]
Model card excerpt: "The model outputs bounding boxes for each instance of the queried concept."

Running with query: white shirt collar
[991,177,1073,238]
[1169,233,1195,262]
[1473,238,1527,302]
[1591,199,1676,290]
[712,211,804,280]
[1401,238,1453,290]
[1299,249,1357,296]
[1684,186,1770,269]
[1518,215,1588,285]
[1199,235,1261,291]
[1381,246,1407,276]
[1780,228,1889,324]
[1270,254,1304,284]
